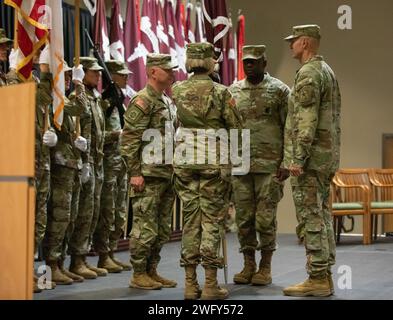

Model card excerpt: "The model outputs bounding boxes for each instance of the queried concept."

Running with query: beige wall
[226,0,393,233]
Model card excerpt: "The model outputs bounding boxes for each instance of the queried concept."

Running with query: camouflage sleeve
[279,84,290,168]
[36,72,53,108]
[221,88,243,129]
[292,73,321,167]
[283,92,294,169]
[63,83,87,116]
[120,97,151,177]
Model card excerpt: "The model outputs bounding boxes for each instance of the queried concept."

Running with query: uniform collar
[303,55,324,65]
[147,84,164,101]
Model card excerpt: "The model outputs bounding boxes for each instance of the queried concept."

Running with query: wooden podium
[0,82,36,300]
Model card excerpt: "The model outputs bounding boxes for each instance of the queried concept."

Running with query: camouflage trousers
[232,172,284,253]
[43,165,80,261]
[35,168,50,254]
[174,168,229,269]
[94,156,128,254]
[129,176,174,273]
[291,170,336,279]
[67,162,103,256]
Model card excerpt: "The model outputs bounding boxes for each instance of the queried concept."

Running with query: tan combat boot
[46,260,73,285]
[69,255,97,279]
[129,272,163,290]
[201,267,228,300]
[184,265,201,300]
[148,264,177,288]
[84,256,108,277]
[251,250,273,285]
[109,251,132,271]
[233,251,256,284]
[283,276,332,297]
[97,253,123,273]
[58,259,84,283]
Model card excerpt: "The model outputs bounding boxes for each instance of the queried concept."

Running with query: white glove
[72,64,85,82]
[9,48,21,70]
[81,163,92,184]
[42,129,58,147]
[74,136,87,152]
[39,44,50,64]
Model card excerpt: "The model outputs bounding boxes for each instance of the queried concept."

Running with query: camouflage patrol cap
[284,24,321,41]
[63,60,72,72]
[242,45,266,60]
[146,53,178,69]
[0,28,12,45]
[76,56,104,71]
[186,42,215,60]
[106,60,132,75]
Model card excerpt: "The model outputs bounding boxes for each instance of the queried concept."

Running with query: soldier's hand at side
[276,168,290,182]
[42,129,58,147]
[289,164,304,177]
[130,176,145,193]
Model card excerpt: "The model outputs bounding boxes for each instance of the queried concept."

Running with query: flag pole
[74,0,81,137]
[13,8,18,49]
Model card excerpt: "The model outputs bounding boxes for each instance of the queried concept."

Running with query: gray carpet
[34,233,393,300]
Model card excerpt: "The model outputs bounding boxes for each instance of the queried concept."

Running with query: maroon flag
[221,19,235,86]
[194,2,206,43]
[174,0,187,80]
[94,0,110,61]
[202,0,231,73]
[141,0,159,53]
[125,0,147,92]
[164,0,177,58]
[185,2,195,44]
[109,0,125,62]
[156,0,170,53]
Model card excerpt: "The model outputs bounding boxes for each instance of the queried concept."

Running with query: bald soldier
[283,25,341,297]
[229,45,290,286]
[93,60,132,272]
[120,54,177,290]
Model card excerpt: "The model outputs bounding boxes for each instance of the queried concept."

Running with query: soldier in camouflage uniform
[43,57,90,285]
[172,43,243,300]
[120,54,177,290]
[67,57,108,279]
[282,25,341,297]
[0,28,12,86]
[93,60,132,273]
[229,45,290,286]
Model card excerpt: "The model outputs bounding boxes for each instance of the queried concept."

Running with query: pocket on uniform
[305,222,322,251]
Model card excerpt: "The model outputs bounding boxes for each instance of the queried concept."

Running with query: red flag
[185,2,195,44]
[202,0,231,79]
[109,0,125,62]
[164,0,176,58]
[125,0,147,92]
[194,2,206,43]
[236,14,245,81]
[4,0,49,81]
[141,0,159,53]
[94,0,110,61]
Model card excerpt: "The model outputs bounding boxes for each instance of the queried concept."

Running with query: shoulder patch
[134,97,151,114]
